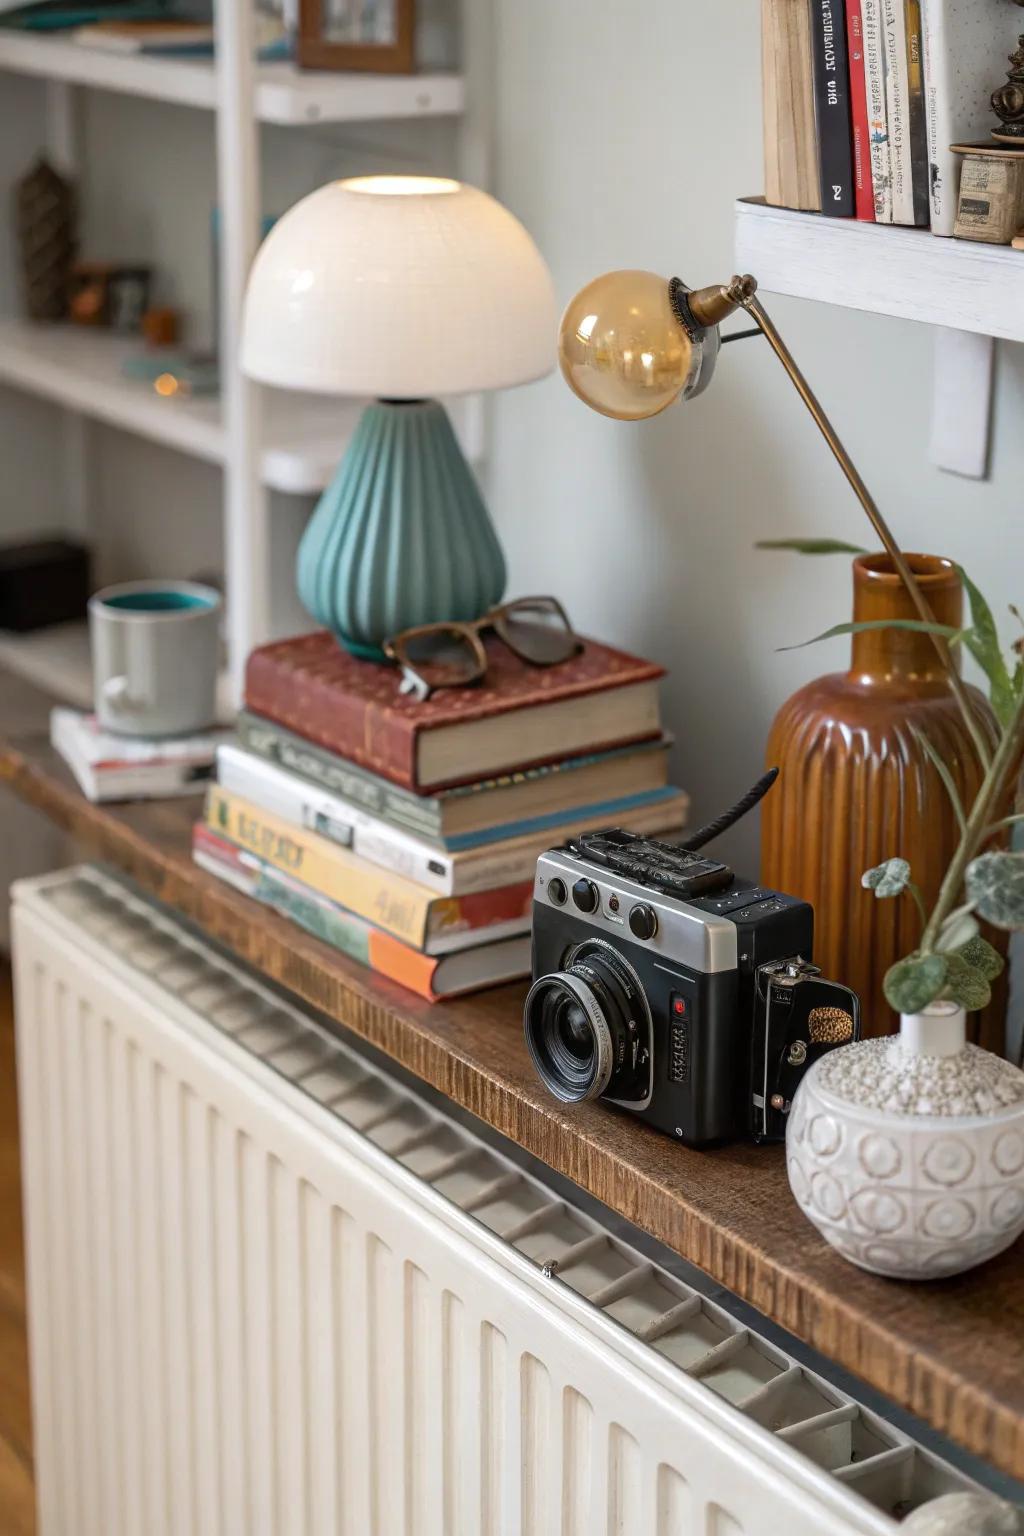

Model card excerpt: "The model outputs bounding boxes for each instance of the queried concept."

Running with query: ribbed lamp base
[296,399,506,659]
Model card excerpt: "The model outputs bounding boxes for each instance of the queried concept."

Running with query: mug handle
[102,675,143,714]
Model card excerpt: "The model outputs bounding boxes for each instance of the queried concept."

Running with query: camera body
[525,835,858,1146]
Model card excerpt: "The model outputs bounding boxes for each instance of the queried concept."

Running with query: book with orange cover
[244,630,664,793]
[193,824,530,1001]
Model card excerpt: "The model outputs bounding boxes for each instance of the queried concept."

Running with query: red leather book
[846,0,876,221]
[245,631,665,794]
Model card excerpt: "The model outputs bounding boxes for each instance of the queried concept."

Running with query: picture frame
[297,0,415,74]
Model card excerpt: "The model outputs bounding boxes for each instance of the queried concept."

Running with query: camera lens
[524,939,650,1105]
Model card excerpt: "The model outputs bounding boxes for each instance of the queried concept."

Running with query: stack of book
[193,630,688,1001]
[763,0,1003,233]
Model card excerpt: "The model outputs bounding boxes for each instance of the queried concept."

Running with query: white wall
[485,0,1024,873]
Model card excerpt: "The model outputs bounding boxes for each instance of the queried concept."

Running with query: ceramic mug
[89,580,221,737]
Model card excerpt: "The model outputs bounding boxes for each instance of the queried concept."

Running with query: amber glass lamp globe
[558,269,710,421]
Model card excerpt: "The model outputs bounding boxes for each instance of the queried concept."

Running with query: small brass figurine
[992,34,1024,142]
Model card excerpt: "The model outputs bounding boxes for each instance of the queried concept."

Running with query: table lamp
[557,269,982,747]
[241,176,557,658]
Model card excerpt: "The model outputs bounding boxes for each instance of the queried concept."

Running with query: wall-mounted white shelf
[734,196,1024,480]
[734,197,1024,343]
[0,33,465,124]
[0,318,480,495]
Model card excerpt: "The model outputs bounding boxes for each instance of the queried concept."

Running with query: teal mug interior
[100,590,214,613]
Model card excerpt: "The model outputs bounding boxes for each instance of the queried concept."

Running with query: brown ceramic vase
[761,554,1003,1049]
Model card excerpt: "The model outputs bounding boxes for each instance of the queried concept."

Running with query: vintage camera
[524,829,859,1145]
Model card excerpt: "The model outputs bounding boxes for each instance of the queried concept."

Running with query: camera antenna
[679,767,780,852]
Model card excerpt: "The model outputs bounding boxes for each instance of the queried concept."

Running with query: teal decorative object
[297,400,506,659]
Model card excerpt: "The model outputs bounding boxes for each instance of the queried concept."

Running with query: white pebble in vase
[786,1001,1024,1279]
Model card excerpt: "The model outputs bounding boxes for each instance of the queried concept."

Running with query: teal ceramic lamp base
[296,399,507,660]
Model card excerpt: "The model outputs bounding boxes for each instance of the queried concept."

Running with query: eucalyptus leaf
[862,857,912,897]
[780,619,965,653]
[936,907,980,952]
[884,953,948,1014]
[912,727,967,834]
[955,934,1004,982]
[957,566,1016,727]
[942,953,992,1012]
[756,538,869,556]
[965,851,1024,930]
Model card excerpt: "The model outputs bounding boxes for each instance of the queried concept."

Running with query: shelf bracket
[929,328,995,481]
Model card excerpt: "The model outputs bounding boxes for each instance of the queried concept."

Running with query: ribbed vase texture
[297,400,506,657]
[761,555,1002,1049]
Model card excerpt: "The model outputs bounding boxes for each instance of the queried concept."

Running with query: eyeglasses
[383,596,583,700]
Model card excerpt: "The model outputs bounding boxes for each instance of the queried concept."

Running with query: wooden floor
[0,964,35,1535]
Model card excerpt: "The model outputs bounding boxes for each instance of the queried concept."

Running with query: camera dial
[524,937,651,1105]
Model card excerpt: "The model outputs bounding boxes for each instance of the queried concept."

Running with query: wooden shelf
[734,197,1024,344]
[0,319,479,495]
[0,661,1021,1482]
[0,32,464,124]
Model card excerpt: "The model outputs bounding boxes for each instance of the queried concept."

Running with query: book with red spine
[845,0,875,220]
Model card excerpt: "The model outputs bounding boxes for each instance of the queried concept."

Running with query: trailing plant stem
[920,689,1024,954]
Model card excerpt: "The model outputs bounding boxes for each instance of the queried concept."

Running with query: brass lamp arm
[688,275,992,771]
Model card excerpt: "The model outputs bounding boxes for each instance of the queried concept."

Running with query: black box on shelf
[0,537,91,632]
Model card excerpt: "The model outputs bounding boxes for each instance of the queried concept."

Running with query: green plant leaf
[884,953,948,1014]
[862,857,912,897]
[955,934,1004,982]
[965,851,1024,930]
[956,566,1016,727]
[936,906,980,952]
[780,619,965,653]
[911,727,967,834]
[942,953,992,1011]
[756,538,869,556]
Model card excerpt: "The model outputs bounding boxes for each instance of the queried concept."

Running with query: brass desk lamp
[557,269,986,762]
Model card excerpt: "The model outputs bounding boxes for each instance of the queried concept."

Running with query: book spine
[845,0,875,219]
[762,0,822,211]
[205,784,435,947]
[904,0,929,226]
[921,0,947,232]
[861,0,892,220]
[881,0,913,223]
[236,710,443,839]
[217,743,458,895]
[192,825,441,1001]
[808,0,855,216]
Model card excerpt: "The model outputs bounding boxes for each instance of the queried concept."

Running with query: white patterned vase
[786,1002,1024,1279]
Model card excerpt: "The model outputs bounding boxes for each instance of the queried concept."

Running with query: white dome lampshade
[239,177,557,661]
[241,175,557,398]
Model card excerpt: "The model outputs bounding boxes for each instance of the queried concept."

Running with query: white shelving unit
[0,317,480,496]
[734,197,1024,479]
[0,32,464,124]
[0,8,479,700]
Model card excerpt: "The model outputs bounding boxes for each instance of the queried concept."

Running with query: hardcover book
[51,706,230,802]
[193,824,531,1001]
[762,0,822,211]
[862,0,893,220]
[922,0,1011,236]
[881,0,914,223]
[244,631,664,794]
[204,785,533,953]
[236,710,674,845]
[904,0,930,226]
[809,0,855,216]
[845,0,876,219]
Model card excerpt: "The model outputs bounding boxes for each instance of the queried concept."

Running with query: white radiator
[13,867,977,1536]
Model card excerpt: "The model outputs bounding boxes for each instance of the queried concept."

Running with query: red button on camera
[672,997,686,1017]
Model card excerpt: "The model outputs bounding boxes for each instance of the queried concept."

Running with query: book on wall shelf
[762,0,964,230]
[194,627,688,1002]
